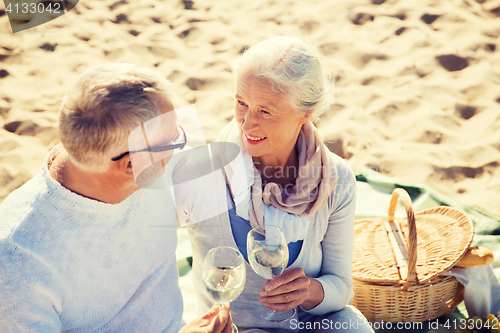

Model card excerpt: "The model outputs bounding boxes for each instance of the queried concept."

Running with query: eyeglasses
[111,125,187,161]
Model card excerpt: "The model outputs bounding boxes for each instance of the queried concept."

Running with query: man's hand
[258,267,324,311]
[179,303,233,333]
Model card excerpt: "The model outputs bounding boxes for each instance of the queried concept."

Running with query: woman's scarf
[218,119,337,242]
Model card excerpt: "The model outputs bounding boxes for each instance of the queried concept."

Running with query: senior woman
[173,36,373,333]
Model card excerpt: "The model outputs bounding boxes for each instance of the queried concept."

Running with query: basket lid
[352,189,474,286]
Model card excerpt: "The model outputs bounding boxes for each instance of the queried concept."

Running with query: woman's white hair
[232,35,334,121]
[59,63,173,173]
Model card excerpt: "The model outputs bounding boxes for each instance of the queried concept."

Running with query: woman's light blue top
[226,188,303,267]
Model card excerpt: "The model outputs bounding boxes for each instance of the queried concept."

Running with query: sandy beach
[0,0,499,216]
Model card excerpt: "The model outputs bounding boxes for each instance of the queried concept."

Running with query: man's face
[128,97,181,188]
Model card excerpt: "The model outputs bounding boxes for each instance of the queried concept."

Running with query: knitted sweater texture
[0,147,183,333]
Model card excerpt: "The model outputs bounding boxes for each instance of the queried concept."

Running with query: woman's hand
[258,267,324,311]
[179,303,233,333]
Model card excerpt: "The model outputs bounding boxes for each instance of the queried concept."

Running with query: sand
[0,0,499,216]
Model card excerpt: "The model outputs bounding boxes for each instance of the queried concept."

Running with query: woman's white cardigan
[172,146,356,330]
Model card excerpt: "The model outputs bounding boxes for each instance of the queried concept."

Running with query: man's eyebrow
[157,127,180,145]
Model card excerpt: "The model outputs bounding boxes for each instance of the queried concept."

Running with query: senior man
[0,63,232,333]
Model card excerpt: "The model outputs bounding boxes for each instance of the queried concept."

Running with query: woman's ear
[299,110,313,125]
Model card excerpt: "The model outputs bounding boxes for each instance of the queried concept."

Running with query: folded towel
[441,265,500,317]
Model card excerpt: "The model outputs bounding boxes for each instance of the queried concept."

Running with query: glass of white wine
[247,225,296,323]
[202,246,246,333]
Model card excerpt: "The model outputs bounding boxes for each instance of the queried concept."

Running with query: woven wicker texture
[353,193,474,284]
[352,276,464,323]
[351,188,474,322]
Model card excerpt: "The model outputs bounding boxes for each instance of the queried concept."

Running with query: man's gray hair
[59,63,173,173]
[232,36,334,121]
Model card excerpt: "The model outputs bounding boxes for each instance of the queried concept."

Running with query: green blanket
[176,167,500,330]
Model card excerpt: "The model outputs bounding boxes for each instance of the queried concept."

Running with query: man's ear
[117,155,134,176]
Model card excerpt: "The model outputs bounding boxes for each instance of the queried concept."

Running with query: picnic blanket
[176,167,500,330]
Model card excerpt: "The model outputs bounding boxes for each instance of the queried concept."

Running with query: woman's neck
[253,146,299,188]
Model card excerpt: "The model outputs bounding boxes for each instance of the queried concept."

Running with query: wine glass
[247,225,296,323]
[202,246,246,333]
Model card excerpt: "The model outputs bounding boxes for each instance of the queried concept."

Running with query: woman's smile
[245,133,267,144]
[234,72,309,164]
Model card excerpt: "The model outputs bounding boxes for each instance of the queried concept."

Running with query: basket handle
[388,188,418,290]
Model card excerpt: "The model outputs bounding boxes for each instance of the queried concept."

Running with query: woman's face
[234,72,310,164]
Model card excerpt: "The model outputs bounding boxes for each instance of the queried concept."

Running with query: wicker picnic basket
[351,188,474,323]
